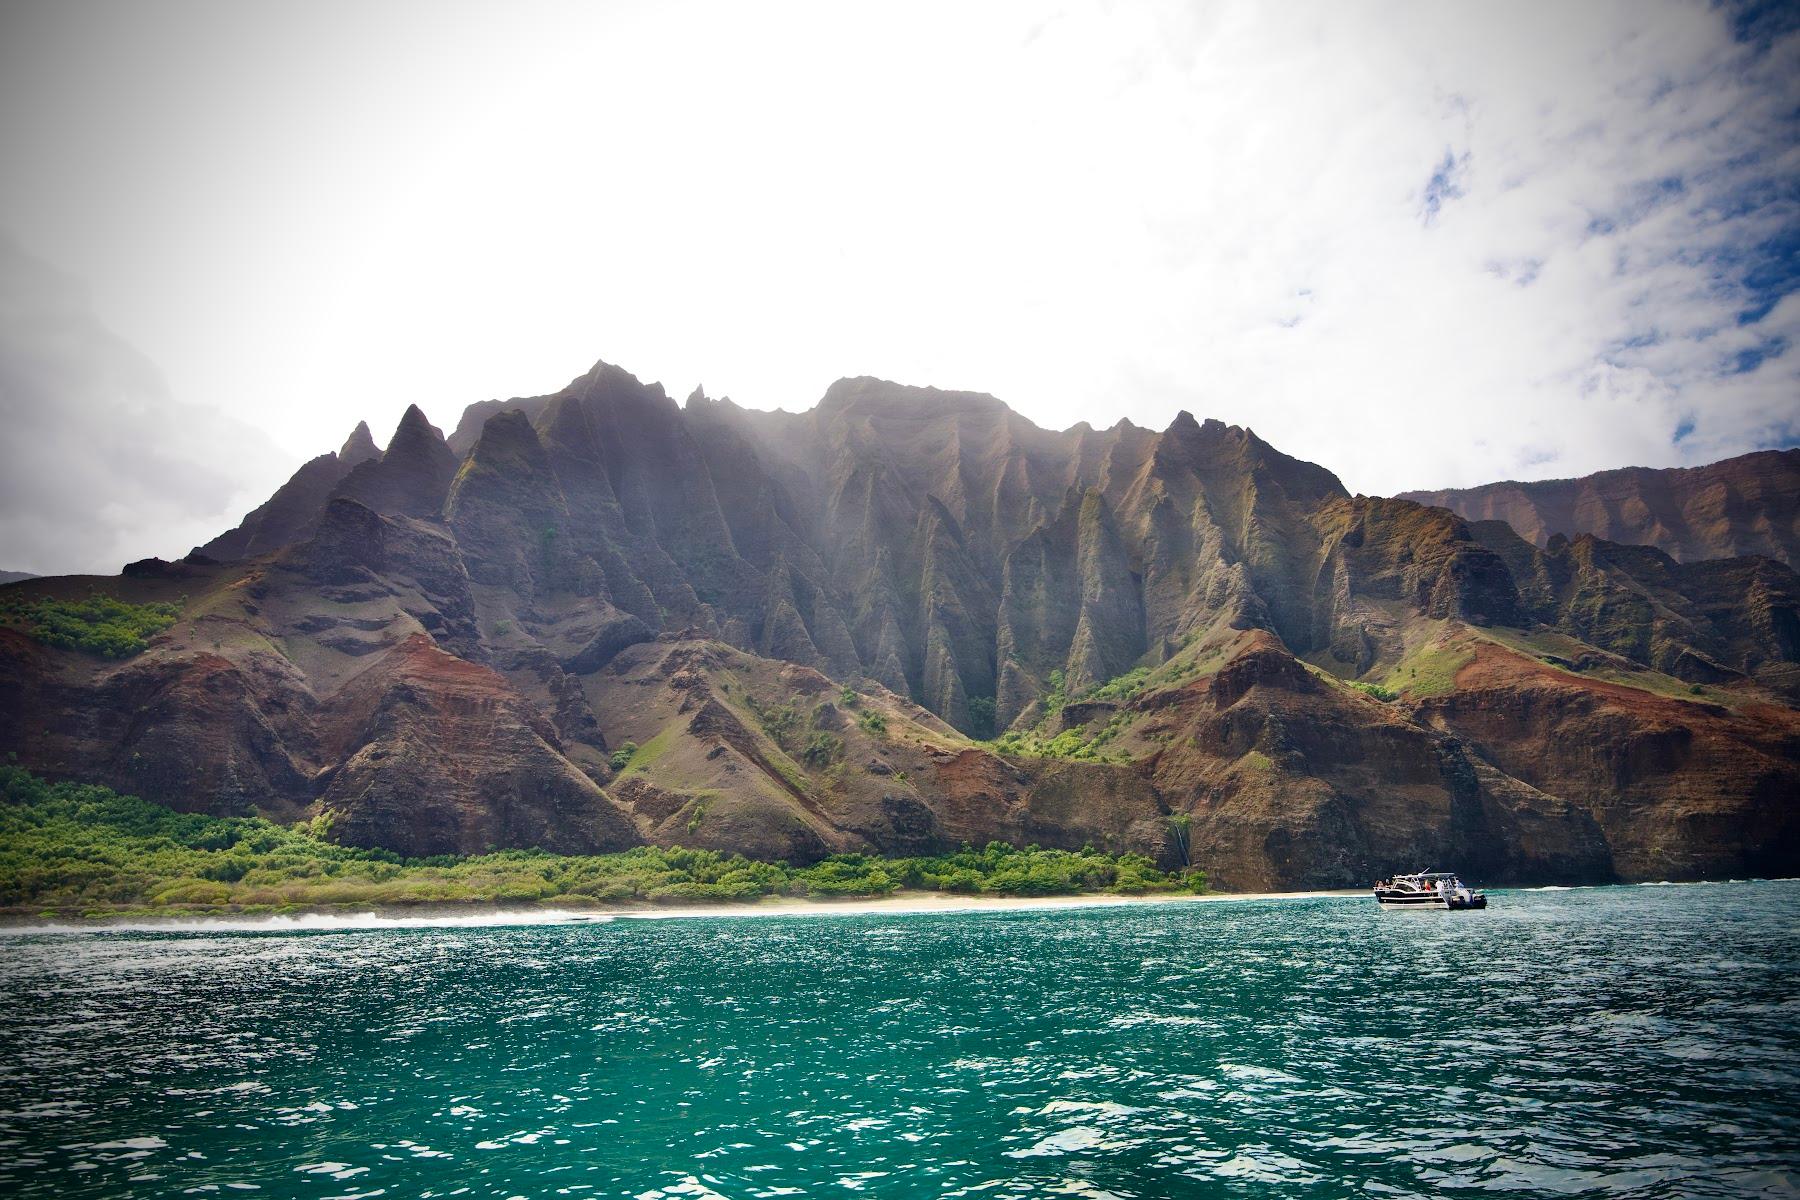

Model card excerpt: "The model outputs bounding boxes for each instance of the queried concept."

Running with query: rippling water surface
[1,882,1796,1198]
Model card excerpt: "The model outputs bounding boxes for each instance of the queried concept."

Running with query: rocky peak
[331,404,460,521]
[464,407,549,472]
[338,421,381,467]
[446,396,554,457]
[1167,410,1204,436]
[387,404,446,453]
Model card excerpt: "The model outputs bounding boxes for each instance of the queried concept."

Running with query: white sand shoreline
[0,887,1369,934]
[5,879,1782,935]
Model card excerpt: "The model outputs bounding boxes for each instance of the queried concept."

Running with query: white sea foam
[1039,1099,1146,1117]
[30,878,1778,937]
[0,909,616,936]
[634,1176,734,1200]
[1005,1126,1129,1159]
[4,891,1359,938]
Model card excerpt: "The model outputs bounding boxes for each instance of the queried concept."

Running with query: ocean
[1,882,1795,1198]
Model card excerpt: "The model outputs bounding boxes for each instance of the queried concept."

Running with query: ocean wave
[0,908,617,936]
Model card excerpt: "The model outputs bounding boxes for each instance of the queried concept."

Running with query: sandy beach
[0,887,1369,934]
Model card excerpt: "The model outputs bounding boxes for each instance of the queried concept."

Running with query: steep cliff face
[316,634,640,857]
[1469,520,1800,696]
[1402,448,1800,568]
[997,488,1146,727]
[5,357,1797,888]
[1410,644,1800,881]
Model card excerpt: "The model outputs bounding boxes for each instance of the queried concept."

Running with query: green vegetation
[1241,750,1273,771]
[1349,681,1397,702]
[838,685,860,708]
[792,843,1204,897]
[616,727,677,774]
[746,695,802,751]
[965,695,996,739]
[857,709,887,737]
[608,741,639,771]
[1379,639,1474,698]
[990,709,1134,763]
[0,767,1204,915]
[1085,665,1151,704]
[0,593,181,658]
[988,653,1221,764]
[1474,625,1736,707]
[800,731,842,767]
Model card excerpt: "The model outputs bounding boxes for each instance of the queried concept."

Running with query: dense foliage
[0,593,181,658]
[0,767,1204,915]
[987,660,1200,762]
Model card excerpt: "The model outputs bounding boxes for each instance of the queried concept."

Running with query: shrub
[1084,667,1149,704]
[150,879,232,906]
[746,697,800,750]
[609,742,639,771]
[1,594,181,658]
[797,855,897,896]
[966,696,996,739]
[800,732,842,768]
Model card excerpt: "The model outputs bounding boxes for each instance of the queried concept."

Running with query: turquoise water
[1,883,1796,1199]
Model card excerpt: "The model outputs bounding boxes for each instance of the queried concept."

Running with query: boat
[1372,870,1487,910]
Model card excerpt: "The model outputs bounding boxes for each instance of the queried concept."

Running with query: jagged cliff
[1401,449,1800,569]
[1,359,1795,889]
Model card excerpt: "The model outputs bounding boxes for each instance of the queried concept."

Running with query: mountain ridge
[3,356,1795,891]
[1401,448,1800,569]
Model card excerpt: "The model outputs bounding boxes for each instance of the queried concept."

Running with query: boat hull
[1373,891,1487,910]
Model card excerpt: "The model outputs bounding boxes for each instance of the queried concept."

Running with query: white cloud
[0,0,1794,571]
[0,238,285,574]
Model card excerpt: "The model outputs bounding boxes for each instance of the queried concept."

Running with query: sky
[1,0,1796,575]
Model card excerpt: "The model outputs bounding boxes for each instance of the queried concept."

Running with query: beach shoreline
[0,886,1370,933]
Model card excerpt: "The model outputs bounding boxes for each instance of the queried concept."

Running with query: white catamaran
[1372,870,1487,910]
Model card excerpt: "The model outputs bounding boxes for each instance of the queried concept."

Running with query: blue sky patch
[1421,149,1470,225]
